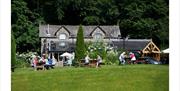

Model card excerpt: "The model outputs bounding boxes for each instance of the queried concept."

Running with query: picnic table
[125,57,147,64]
[35,62,45,70]
[33,62,55,70]
[80,59,97,67]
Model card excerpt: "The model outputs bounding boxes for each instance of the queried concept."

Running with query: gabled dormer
[54,26,70,40]
[90,26,106,40]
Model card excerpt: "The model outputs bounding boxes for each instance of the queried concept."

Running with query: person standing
[119,52,126,65]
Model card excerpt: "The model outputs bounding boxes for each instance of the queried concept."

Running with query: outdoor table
[89,59,97,67]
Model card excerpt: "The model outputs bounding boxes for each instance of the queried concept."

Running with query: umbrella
[60,52,73,57]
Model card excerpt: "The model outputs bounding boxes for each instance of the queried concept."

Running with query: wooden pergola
[141,41,161,61]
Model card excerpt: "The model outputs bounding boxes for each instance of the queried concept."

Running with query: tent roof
[162,48,169,53]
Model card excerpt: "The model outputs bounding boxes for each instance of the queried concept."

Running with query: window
[94,33,103,40]
[59,42,65,47]
[59,33,66,40]
[50,41,56,50]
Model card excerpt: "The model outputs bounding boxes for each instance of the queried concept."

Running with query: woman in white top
[85,55,90,65]
[119,52,126,65]
[52,56,57,65]
[96,55,102,68]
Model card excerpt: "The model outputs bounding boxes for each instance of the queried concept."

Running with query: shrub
[105,51,119,65]
[86,41,120,64]
[75,25,86,63]
[86,41,107,59]
[15,52,37,68]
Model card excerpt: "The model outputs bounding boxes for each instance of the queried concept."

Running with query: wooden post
[52,52,54,57]
[58,53,59,61]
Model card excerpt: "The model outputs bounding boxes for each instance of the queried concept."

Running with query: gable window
[59,42,65,47]
[94,33,103,40]
[59,33,66,40]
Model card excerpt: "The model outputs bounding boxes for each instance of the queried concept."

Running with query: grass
[12,65,169,91]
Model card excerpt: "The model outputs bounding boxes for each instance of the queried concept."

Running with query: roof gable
[142,41,160,53]
[90,26,106,36]
[54,26,71,36]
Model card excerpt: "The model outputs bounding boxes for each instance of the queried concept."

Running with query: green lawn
[12,65,169,91]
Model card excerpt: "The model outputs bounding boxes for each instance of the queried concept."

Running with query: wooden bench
[44,64,55,70]
[36,65,45,70]
[32,62,45,70]
[79,59,97,67]
[89,59,97,67]
[79,59,87,67]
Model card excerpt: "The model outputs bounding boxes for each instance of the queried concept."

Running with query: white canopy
[162,48,169,53]
[60,52,73,57]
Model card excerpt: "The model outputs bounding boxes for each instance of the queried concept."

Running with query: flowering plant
[15,52,38,67]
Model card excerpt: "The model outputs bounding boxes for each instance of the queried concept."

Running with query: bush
[15,52,37,68]
[105,51,119,65]
[86,41,120,65]
[86,41,107,59]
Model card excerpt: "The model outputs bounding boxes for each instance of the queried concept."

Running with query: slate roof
[39,25,120,38]
[112,39,151,51]
[47,39,151,52]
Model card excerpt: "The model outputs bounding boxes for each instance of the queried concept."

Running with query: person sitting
[48,57,53,65]
[39,56,46,65]
[84,55,90,65]
[119,52,126,65]
[96,55,103,68]
[67,56,72,67]
[33,56,38,71]
[44,56,54,70]
[52,56,57,66]
[129,52,136,64]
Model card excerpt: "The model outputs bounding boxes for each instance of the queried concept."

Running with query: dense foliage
[75,25,86,62]
[11,0,43,53]
[86,42,107,59]
[86,41,121,65]
[16,52,38,68]
[11,0,169,53]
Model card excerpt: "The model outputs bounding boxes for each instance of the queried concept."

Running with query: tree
[11,0,169,53]
[117,0,169,49]
[75,25,86,63]
[11,34,16,72]
[11,0,43,53]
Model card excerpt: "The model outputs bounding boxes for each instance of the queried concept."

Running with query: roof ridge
[40,24,118,26]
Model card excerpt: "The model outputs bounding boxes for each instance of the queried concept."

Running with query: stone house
[39,24,161,61]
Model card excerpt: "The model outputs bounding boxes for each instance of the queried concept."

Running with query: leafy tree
[118,0,169,49]
[11,0,43,53]
[12,0,169,53]
[75,25,86,63]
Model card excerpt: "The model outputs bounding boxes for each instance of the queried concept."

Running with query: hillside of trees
[11,0,169,53]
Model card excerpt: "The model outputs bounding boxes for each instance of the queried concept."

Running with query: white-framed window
[59,42,65,47]
[94,33,103,40]
[59,33,67,40]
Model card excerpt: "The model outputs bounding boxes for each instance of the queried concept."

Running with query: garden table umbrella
[60,52,73,58]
